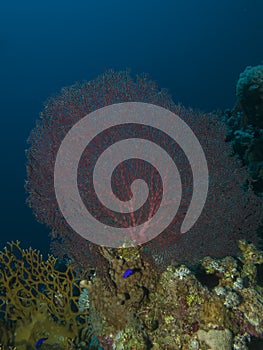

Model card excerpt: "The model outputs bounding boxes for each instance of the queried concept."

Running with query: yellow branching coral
[0,241,89,348]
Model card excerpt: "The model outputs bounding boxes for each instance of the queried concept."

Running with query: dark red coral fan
[25,70,262,270]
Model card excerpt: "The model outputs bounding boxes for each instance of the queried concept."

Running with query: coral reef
[79,240,263,349]
[0,240,262,349]
[19,68,263,349]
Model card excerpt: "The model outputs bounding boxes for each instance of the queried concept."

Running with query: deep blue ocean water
[0,0,262,255]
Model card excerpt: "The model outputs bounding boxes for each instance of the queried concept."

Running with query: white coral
[78,287,90,312]
[174,266,191,280]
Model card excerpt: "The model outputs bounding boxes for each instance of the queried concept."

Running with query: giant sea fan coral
[26,70,262,268]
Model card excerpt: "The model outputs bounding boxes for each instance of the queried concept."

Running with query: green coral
[186,293,205,307]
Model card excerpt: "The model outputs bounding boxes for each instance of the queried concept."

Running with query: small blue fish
[35,337,48,349]
[122,269,134,278]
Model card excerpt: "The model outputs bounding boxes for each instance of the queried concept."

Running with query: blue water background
[0,0,262,254]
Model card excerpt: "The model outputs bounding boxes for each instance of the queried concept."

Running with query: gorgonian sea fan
[25,70,262,268]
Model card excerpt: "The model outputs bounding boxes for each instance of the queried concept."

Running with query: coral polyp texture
[26,70,262,268]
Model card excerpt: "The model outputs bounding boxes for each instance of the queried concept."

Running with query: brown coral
[87,245,159,333]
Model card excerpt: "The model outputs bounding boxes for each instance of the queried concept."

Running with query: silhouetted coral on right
[225,64,263,195]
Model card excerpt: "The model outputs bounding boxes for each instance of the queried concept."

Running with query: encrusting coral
[86,245,158,335]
